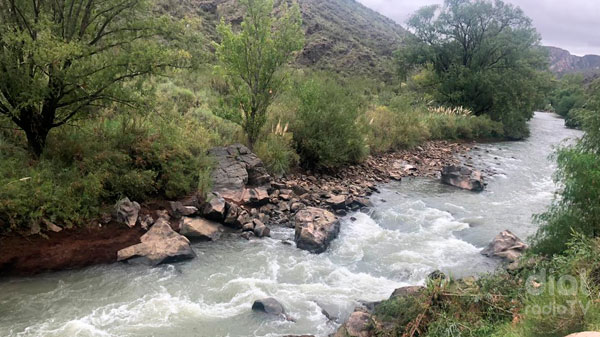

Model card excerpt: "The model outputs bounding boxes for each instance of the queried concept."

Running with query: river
[0,112,582,337]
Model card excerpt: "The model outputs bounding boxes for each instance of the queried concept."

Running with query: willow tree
[0,0,189,157]
[215,0,304,149]
[398,0,550,139]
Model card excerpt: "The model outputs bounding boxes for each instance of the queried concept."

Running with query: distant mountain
[165,0,408,79]
[546,46,600,77]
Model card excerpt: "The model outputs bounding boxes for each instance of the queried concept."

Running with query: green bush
[292,76,368,169]
[533,81,600,255]
[255,131,299,176]
[0,109,225,233]
[364,105,430,153]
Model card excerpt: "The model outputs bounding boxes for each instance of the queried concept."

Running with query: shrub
[292,76,368,169]
[0,109,223,233]
[365,105,430,153]
[255,122,299,176]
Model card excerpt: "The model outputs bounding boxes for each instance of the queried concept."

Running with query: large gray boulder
[209,144,271,203]
[294,207,340,254]
[441,165,485,192]
[117,217,195,266]
[180,217,224,241]
[481,230,528,263]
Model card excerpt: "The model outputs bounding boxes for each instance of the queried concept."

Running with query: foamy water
[0,113,582,337]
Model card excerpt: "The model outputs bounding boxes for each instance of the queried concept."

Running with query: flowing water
[0,113,582,337]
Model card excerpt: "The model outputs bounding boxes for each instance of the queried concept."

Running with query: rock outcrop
[294,207,340,253]
[180,217,224,241]
[209,144,271,204]
[481,230,528,263]
[117,217,195,266]
[441,165,485,192]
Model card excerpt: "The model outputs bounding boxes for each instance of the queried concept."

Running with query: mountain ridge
[545,46,600,77]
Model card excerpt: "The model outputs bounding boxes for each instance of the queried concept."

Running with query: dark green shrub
[292,76,368,169]
[255,132,299,176]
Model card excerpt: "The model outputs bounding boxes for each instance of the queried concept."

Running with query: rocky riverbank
[0,140,474,276]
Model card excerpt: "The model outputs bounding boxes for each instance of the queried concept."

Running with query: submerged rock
[180,217,224,241]
[441,165,485,192]
[294,207,340,254]
[481,230,528,263]
[117,217,195,266]
[252,297,286,316]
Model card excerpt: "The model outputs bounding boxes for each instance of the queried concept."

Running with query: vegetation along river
[0,112,582,337]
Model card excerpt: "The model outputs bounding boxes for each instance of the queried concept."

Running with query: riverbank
[0,140,472,277]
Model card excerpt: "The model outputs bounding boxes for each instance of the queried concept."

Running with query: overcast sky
[356,0,600,56]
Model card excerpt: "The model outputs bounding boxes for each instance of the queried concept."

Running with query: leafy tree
[215,0,304,149]
[533,80,600,255]
[398,0,550,139]
[549,74,587,128]
[0,0,189,157]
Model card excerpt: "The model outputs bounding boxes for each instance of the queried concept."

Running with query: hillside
[166,0,408,79]
[546,46,600,77]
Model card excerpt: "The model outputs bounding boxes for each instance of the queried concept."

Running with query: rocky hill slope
[166,0,407,79]
[546,46,600,77]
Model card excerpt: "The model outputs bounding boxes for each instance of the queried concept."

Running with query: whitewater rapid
[0,113,582,337]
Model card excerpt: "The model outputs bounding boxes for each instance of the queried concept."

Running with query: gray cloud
[357,0,600,56]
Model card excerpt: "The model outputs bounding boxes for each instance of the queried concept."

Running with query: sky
[356,0,600,56]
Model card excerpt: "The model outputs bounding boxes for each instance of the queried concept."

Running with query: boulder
[333,310,373,337]
[242,187,270,206]
[180,217,224,241]
[253,219,271,238]
[117,217,195,266]
[115,197,140,228]
[326,195,347,209]
[482,230,528,263]
[169,201,198,218]
[565,333,600,337]
[390,286,425,298]
[441,165,485,192]
[294,207,340,254]
[252,298,286,316]
[202,193,227,222]
[209,144,271,203]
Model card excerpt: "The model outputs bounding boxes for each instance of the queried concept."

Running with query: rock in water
[441,165,485,192]
[180,217,224,241]
[252,298,286,316]
[117,217,195,266]
[481,230,528,263]
[115,197,141,228]
[294,207,340,254]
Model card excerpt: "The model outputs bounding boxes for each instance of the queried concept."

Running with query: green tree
[215,0,304,149]
[533,80,600,255]
[0,0,189,157]
[549,74,587,128]
[398,0,550,139]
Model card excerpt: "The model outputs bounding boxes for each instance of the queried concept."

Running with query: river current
[0,112,582,337]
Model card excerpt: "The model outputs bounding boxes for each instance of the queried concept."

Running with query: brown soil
[0,223,145,277]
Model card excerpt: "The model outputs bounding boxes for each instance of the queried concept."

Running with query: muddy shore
[0,140,474,277]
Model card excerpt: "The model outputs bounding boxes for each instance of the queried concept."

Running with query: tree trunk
[24,126,50,158]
